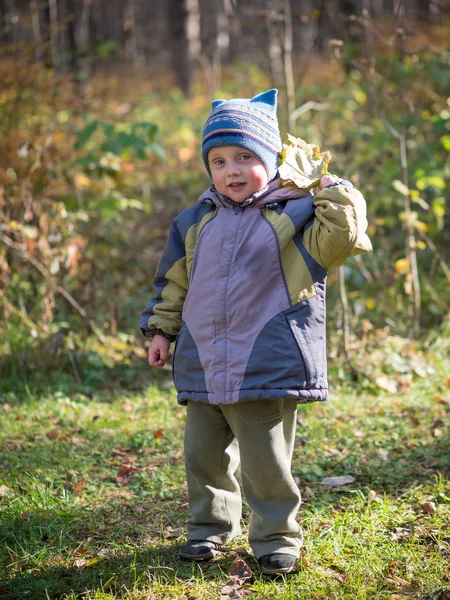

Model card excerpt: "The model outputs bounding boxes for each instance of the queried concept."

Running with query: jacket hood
[198,177,311,209]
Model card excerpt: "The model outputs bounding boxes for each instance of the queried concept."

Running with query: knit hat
[202,89,282,182]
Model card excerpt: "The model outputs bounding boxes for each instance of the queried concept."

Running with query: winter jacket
[140,178,372,405]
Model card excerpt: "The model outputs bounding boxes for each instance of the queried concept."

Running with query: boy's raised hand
[316,174,340,193]
[148,335,172,367]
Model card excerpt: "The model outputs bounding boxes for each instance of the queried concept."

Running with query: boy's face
[208,146,269,203]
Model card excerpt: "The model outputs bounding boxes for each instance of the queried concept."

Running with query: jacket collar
[198,178,311,209]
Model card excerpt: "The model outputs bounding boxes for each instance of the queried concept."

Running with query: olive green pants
[183,398,303,559]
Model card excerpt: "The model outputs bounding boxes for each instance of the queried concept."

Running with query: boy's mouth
[228,182,246,189]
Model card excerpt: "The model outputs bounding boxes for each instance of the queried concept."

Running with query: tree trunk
[30,0,43,62]
[213,0,231,91]
[266,0,284,89]
[78,0,93,77]
[48,0,59,69]
[168,0,195,96]
[124,0,139,65]
[64,0,79,73]
[283,0,295,132]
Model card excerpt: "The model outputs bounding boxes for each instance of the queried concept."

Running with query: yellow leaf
[392,180,409,196]
[414,220,428,232]
[365,298,375,310]
[74,174,91,188]
[395,258,410,274]
[375,376,397,394]
[399,211,418,223]
[354,90,367,104]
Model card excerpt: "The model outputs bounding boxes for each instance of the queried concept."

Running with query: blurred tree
[168,0,201,96]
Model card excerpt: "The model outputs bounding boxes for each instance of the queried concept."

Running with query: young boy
[140,89,372,575]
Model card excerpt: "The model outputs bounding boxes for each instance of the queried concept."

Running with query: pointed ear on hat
[251,89,278,107]
[212,99,227,110]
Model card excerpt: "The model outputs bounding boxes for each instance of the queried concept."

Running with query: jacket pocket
[282,309,320,384]
[171,321,207,393]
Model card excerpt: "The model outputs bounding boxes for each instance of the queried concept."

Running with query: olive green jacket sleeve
[302,181,372,270]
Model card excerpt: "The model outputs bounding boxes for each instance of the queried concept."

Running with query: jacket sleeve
[302,181,372,270]
[139,217,188,340]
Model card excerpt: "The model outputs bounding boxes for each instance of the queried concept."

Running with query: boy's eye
[240,154,252,160]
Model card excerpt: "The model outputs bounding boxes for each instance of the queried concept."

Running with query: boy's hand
[317,174,340,193]
[148,335,172,367]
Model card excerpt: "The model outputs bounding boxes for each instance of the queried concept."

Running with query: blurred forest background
[1,0,449,396]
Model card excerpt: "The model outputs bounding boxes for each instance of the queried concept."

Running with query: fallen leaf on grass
[384,575,412,588]
[163,526,183,538]
[220,580,243,595]
[317,566,347,580]
[152,429,165,439]
[218,556,253,599]
[375,375,398,393]
[420,501,437,514]
[74,557,100,570]
[377,449,390,461]
[329,565,350,583]
[7,555,25,571]
[71,436,85,445]
[73,478,86,495]
[228,556,253,580]
[116,464,136,485]
[0,485,15,498]
[388,527,412,542]
[320,475,356,487]
[21,511,30,521]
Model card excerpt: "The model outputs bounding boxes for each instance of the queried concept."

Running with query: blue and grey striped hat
[202,89,282,182]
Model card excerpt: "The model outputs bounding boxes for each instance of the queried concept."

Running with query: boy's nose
[227,162,240,176]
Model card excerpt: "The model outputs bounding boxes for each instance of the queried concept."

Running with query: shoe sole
[178,549,216,561]
[261,565,297,575]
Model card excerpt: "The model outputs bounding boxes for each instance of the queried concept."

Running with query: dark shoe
[179,540,217,561]
[259,553,298,575]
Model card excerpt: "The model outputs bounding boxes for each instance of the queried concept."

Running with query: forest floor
[1,356,449,600]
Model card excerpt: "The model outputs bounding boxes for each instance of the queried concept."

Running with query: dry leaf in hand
[278,134,332,190]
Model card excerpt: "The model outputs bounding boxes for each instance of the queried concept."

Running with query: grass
[1,355,449,600]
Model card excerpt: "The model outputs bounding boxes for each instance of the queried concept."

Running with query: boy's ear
[251,89,278,107]
[212,99,227,110]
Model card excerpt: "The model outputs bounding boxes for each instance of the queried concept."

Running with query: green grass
[1,359,449,600]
